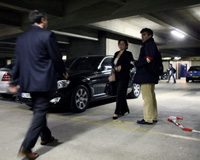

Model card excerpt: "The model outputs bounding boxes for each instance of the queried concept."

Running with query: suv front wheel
[71,85,90,113]
[128,83,141,98]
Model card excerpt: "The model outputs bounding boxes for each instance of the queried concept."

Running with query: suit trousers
[115,78,129,115]
[21,92,52,150]
[141,84,158,123]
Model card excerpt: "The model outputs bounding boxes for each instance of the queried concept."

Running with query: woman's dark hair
[140,28,153,37]
[29,10,46,24]
[118,39,129,49]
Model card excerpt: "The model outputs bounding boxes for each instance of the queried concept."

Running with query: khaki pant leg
[141,84,155,123]
[152,85,158,120]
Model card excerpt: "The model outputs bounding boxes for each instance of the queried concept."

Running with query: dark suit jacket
[112,50,134,80]
[11,25,66,92]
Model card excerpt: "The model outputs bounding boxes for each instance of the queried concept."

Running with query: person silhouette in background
[167,64,176,84]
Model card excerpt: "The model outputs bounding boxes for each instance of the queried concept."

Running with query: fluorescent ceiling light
[58,41,70,45]
[52,30,98,41]
[174,57,181,60]
[171,30,185,38]
[62,55,67,61]
[162,57,171,60]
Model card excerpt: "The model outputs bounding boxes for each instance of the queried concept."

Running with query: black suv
[20,55,141,112]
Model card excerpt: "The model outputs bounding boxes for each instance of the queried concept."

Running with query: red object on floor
[168,116,200,134]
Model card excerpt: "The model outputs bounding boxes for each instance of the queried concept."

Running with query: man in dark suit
[9,10,67,159]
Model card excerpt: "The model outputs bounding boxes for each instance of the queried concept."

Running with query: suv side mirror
[98,65,112,72]
[98,66,105,71]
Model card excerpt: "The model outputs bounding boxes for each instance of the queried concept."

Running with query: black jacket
[134,38,159,84]
[12,25,66,92]
[112,50,134,80]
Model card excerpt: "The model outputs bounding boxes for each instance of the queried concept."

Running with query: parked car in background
[20,55,141,112]
[0,64,14,98]
[186,66,200,82]
[159,71,168,80]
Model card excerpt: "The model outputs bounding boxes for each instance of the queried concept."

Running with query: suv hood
[67,70,96,78]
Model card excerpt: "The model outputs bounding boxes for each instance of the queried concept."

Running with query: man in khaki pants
[133,28,159,125]
[141,84,157,124]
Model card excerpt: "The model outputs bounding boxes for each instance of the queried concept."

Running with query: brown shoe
[40,136,55,145]
[18,147,39,159]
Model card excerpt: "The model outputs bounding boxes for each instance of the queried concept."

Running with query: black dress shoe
[120,110,130,116]
[41,136,55,145]
[153,120,158,123]
[137,119,153,125]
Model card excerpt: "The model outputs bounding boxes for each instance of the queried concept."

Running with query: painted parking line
[156,90,182,97]
[50,114,200,142]
[71,108,113,120]
[1,104,200,142]
[0,104,29,112]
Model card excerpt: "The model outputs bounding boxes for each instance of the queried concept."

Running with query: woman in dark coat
[111,39,134,119]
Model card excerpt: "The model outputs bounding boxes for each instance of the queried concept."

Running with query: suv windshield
[65,57,102,71]
[65,59,75,69]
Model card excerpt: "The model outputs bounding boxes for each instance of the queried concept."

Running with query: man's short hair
[29,10,46,24]
[140,28,153,37]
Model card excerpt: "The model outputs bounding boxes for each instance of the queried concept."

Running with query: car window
[101,58,112,70]
[69,57,102,71]
[0,64,14,71]
[189,66,200,71]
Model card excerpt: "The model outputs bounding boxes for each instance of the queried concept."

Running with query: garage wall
[163,61,169,72]
[106,38,141,60]
[191,61,200,66]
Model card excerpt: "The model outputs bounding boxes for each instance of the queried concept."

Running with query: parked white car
[0,64,13,98]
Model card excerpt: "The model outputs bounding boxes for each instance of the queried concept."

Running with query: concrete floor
[0,79,200,160]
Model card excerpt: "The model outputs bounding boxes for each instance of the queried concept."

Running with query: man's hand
[63,73,68,80]
[8,85,19,94]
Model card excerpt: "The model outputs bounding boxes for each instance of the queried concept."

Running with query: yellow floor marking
[156,90,182,97]
[0,104,20,108]
[49,114,200,142]
[1,93,200,142]
[71,108,113,120]
[0,105,28,110]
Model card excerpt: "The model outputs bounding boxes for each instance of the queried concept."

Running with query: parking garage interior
[0,0,200,160]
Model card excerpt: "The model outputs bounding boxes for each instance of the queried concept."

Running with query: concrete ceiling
[0,0,200,59]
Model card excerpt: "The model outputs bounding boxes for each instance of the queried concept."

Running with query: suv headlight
[57,80,70,89]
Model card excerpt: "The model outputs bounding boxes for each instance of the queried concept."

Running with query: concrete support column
[98,31,107,56]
